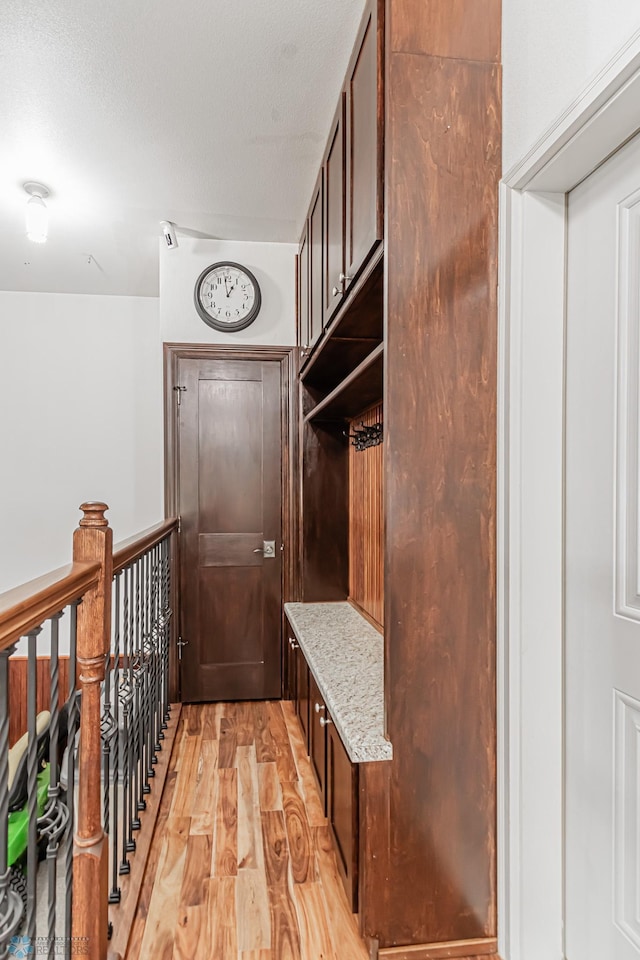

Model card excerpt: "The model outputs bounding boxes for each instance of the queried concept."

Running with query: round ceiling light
[24,182,50,243]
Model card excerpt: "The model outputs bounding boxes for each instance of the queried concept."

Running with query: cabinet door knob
[289,638,299,649]
[314,702,325,714]
[339,273,352,284]
[332,285,341,297]
[319,716,332,727]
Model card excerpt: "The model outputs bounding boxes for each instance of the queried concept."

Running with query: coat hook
[343,422,383,451]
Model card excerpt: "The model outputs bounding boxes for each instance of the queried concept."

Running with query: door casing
[499,27,640,960]
[163,342,299,702]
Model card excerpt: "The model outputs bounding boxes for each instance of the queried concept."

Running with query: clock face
[194,262,262,332]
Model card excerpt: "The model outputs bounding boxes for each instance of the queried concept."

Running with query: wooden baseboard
[378,937,499,960]
[108,704,181,959]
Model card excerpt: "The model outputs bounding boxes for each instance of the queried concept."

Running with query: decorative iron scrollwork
[0,869,25,947]
[100,706,118,744]
[38,794,70,848]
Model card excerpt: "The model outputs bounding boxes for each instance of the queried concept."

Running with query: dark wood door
[177,357,283,702]
[308,173,324,347]
[345,0,383,285]
[323,95,346,327]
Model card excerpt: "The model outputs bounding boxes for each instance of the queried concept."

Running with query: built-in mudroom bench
[284,601,391,915]
[289,0,499,954]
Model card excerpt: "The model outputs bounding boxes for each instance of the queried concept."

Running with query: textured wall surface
[0,0,366,296]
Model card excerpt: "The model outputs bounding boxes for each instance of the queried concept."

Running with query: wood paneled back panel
[348,403,384,627]
[8,656,71,747]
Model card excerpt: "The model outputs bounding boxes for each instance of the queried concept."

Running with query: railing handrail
[0,517,179,653]
[112,518,178,574]
[0,561,101,652]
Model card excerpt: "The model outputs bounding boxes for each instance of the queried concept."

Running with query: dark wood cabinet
[323,95,346,327]
[309,673,327,809]
[345,0,383,288]
[298,222,310,350]
[294,0,499,950]
[295,646,310,750]
[326,715,359,912]
[308,174,324,348]
[286,633,359,912]
[286,636,298,701]
[296,0,383,354]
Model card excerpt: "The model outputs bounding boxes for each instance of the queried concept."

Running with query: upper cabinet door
[298,221,310,350]
[323,95,346,328]
[345,0,384,287]
[308,173,324,348]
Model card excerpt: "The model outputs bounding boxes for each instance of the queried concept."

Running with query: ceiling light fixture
[24,182,50,243]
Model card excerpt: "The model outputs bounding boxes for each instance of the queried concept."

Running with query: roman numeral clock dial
[194,262,262,332]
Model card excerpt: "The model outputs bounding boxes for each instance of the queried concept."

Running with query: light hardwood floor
[124,700,369,960]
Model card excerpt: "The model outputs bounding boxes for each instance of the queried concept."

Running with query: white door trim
[499,27,640,960]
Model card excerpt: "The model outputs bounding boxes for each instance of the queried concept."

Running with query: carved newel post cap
[79,502,109,527]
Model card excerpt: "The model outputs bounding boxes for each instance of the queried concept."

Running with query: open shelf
[304,342,383,423]
[300,244,383,394]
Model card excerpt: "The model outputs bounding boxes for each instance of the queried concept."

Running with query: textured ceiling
[0,0,366,296]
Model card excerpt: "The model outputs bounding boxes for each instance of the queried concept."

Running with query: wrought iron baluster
[109,576,121,903]
[145,550,155,785]
[102,608,112,830]
[120,566,134,873]
[0,644,23,960]
[64,600,82,960]
[133,558,143,823]
[64,600,79,957]
[152,545,162,757]
[38,612,70,959]
[161,537,171,728]
[25,626,41,942]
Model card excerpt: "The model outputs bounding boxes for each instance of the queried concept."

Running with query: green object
[7,764,50,868]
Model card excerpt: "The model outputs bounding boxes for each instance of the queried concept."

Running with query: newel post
[72,502,112,960]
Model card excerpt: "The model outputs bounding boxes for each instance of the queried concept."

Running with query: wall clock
[194,261,262,332]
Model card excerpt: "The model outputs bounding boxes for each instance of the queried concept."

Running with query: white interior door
[565,131,640,958]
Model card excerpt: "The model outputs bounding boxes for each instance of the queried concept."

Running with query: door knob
[319,716,332,727]
[314,702,325,714]
[254,540,276,558]
[332,285,341,297]
[339,273,352,284]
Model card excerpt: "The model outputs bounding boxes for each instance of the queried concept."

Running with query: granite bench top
[284,601,392,763]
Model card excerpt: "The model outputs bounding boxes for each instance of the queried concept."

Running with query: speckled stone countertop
[284,601,392,763]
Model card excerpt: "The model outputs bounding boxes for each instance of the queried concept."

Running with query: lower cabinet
[309,673,327,810]
[286,636,298,701]
[295,646,310,751]
[287,627,359,913]
[326,716,359,913]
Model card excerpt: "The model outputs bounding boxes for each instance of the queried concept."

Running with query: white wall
[0,291,164,595]
[503,1,640,171]
[160,237,297,345]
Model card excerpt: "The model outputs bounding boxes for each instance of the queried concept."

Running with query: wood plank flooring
[125,700,369,960]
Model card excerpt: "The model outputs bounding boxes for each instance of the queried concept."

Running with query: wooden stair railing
[72,503,113,960]
[0,503,178,960]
